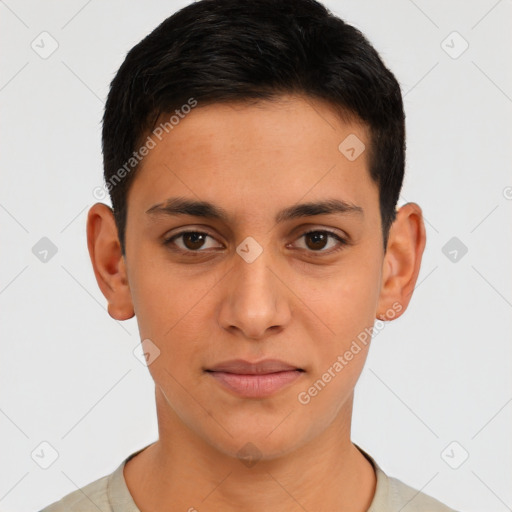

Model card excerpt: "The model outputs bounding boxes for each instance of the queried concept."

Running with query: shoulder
[385,474,459,512]
[39,472,112,512]
[356,445,460,512]
[39,445,150,512]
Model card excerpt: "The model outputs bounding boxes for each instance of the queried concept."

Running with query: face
[91,94,423,461]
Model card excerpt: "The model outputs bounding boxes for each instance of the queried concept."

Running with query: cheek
[127,260,217,373]
[127,246,199,336]
[302,262,381,349]
[301,255,381,407]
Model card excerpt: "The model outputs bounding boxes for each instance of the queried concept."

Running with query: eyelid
[290,228,349,254]
[163,226,350,254]
[163,229,223,251]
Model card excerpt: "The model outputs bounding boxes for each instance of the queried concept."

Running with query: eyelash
[163,229,349,256]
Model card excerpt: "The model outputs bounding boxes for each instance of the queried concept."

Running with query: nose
[217,242,291,341]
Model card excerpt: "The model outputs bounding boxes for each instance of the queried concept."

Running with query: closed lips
[205,359,305,374]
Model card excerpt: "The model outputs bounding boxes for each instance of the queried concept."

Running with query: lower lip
[207,370,303,398]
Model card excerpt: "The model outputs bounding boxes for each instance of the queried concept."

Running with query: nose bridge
[219,237,289,339]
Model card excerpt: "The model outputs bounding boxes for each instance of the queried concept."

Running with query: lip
[205,359,305,398]
[207,358,303,374]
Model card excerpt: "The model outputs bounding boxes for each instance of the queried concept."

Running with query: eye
[164,229,349,256]
[164,231,223,253]
[291,229,348,254]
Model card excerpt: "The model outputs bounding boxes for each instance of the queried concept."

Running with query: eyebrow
[146,196,364,223]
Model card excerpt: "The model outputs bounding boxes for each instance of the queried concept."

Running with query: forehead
[128,94,377,220]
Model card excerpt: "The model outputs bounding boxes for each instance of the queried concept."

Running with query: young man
[41,0,459,510]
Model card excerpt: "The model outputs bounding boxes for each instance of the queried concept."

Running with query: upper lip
[206,359,304,374]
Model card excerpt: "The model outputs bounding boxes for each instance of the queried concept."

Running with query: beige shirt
[40,444,459,511]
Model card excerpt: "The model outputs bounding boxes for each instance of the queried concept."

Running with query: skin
[87,94,426,511]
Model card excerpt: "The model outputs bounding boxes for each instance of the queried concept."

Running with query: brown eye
[183,232,207,250]
[293,230,347,253]
[164,231,223,253]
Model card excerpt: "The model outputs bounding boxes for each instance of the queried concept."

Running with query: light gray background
[1,1,511,511]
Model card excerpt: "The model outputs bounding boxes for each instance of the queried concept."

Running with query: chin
[200,421,310,464]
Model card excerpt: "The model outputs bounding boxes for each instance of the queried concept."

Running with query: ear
[376,202,426,321]
[86,203,134,321]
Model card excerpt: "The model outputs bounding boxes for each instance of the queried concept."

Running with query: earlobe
[86,203,135,321]
[376,202,426,321]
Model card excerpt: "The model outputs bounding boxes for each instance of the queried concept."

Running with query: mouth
[205,359,305,398]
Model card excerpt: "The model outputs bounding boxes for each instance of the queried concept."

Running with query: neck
[124,389,376,512]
